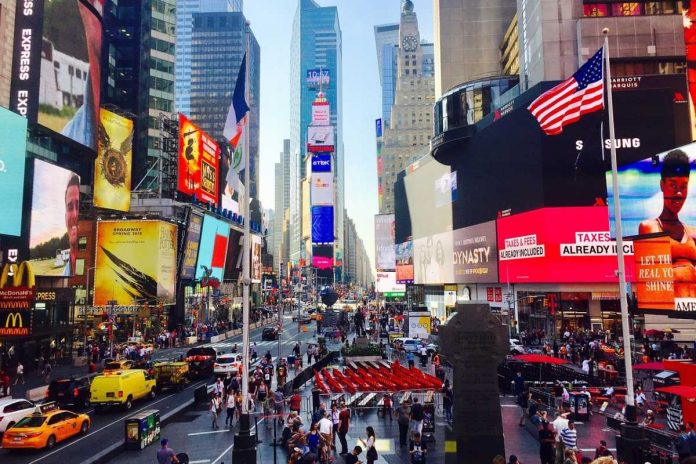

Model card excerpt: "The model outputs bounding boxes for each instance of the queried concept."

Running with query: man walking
[409,397,424,440]
[395,399,411,447]
[337,403,351,455]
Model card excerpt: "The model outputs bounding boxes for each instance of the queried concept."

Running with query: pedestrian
[210,394,221,429]
[406,351,415,369]
[343,446,363,464]
[563,449,577,464]
[442,382,453,424]
[307,345,313,365]
[277,359,288,386]
[409,431,427,463]
[337,403,351,455]
[513,371,525,396]
[395,399,411,447]
[688,421,696,456]
[330,403,340,447]
[289,389,302,415]
[560,420,578,457]
[42,361,52,384]
[274,388,285,424]
[156,438,180,464]
[539,420,555,464]
[409,397,424,440]
[518,389,529,426]
[552,412,569,464]
[225,390,236,428]
[364,426,377,464]
[14,362,24,385]
[381,391,393,421]
[507,455,520,464]
[306,423,321,454]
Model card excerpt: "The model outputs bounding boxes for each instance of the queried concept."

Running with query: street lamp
[83,266,96,349]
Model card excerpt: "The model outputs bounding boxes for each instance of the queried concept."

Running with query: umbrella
[512,354,569,365]
[633,362,668,371]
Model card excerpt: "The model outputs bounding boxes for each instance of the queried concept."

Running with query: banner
[453,221,498,283]
[94,220,177,306]
[0,107,27,236]
[311,172,333,206]
[29,159,81,276]
[0,261,35,337]
[312,244,334,270]
[251,234,262,283]
[195,215,229,281]
[180,212,203,279]
[94,108,133,211]
[395,241,414,283]
[375,214,396,271]
[178,114,219,206]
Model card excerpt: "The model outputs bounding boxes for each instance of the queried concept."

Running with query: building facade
[175,0,242,116]
[273,139,291,272]
[0,0,15,108]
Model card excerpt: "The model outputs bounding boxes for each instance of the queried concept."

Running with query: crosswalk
[203,339,296,351]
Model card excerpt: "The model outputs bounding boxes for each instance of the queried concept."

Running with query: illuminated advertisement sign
[178,114,220,206]
[312,206,334,244]
[413,230,454,285]
[306,68,330,87]
[10,0,45,121]
[94,220,177,306]
[251,234,262,283]
[375,214,396,271]
[0,261,35,337]
[311,172,333,206]
[307,125,335,152]
[453,221,498,284]
[497,207,634,283]
[312,245,333,270]
[376,271,405,294]
[29,159,80,276]
[311,101,330,125]
[224,228,243,280]
[632,235,675,312]
[195,215,229,281]
[94,108,132,211]
[375,118,383,138]
[0,107,27,236]
[311,154,332,173]
[395,241,414,284]
[180,212,203,279]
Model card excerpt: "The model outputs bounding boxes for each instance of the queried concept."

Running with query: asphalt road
[0,313,321,464]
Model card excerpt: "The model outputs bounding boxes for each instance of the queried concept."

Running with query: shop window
[584,3,609,16]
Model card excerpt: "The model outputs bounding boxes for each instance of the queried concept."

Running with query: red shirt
[338,409,350,433]
[289,394,302,411]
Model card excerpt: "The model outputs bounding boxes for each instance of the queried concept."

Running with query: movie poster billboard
[453,221,498,283]
[224,228,243,280]
[413,230,454,285]
[178,114,219,206]
[307,125,335,152]
[395,241,414,284]
[94,220,177,306]
[195,215,229,281]
[29,159,80,276]
[37,0,103,150]
[375,214,396,271]
[251,234,262,283]
[0,107,27,236]
[180,212,203,279]
[311,172,333,206]
[94,108,132,211]
[312,206,334,244]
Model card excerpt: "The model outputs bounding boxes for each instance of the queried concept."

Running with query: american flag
[528,47,604,135]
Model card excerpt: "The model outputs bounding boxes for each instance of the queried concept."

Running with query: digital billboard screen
[94,108,132,211]
[29,159,80,276]
[376,271,405,294]
[375,214,396,271]
[307,125,334,152]
[453,220,498,283]
[311,206,334,244]
[0,107,27,236]
[224,228,243,281]
[404,156,454,241]
[311,154,331,173]
[180,212,203,279]
[195,215,229,281]
[94,220,177,306]
[395,241,414,284]
[311,101,330,125]
[496,206,634,283]
[311,172,333,206]
[38,0,103,150]
[178,114,220,206]
[251,234,262,283]
[413,230,454,285]
[312,245,333,270]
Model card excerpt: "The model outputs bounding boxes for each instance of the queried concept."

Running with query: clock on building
[401,35,418,52]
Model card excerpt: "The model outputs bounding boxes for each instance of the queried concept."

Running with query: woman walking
[364,426,378,464]
[210,394,221,429]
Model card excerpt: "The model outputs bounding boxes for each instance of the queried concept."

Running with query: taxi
[1,403,90,450]
[103,359,134,372]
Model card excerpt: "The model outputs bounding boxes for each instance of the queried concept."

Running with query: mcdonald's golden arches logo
[5,312,23,328]
[0,261,36,289]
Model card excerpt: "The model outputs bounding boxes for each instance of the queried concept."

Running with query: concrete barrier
[185,336,197,345]
[210,334,226,343]
[26,385,48,401]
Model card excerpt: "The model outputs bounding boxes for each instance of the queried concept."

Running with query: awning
[655,385,696,398]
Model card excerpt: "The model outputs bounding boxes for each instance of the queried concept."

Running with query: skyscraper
[189,11,261,202]
[374,23,399,126]
[175,0,242,116]
[273,139,291,271]
[289,0,343,278]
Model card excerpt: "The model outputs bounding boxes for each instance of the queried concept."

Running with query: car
[393,338,422,353]
[262,327,279,341]
[153,361,190,392]
[510,339,526,355]
[103,359,134,372]
[47,376,91,409]
[186,347,218,378]
[89,369,157,411]
[0,398,35,434]
[214,354,242,375]
[1,403,90,450]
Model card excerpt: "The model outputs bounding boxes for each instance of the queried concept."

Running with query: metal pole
[109,300,115,358]
[604,30,636,418]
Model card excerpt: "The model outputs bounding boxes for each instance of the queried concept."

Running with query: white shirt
[318,417,333,435]
[16,364,23,374]
[552,416,569,442]
[636,392,646,405]
[581,359,590,374]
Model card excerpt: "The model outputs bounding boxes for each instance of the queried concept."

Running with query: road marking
[188,430,229,436]
[189,460,211,464]
[580,448,616,452]
[25,380,207,464]
[501,404,518,408]
[211,442,235,464]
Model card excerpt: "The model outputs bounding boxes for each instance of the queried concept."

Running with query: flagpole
[604,28,636,421]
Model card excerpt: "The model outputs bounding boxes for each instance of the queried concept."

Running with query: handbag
[367,446,378,460]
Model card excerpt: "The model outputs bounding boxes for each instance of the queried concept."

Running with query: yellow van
[89,369,156,411]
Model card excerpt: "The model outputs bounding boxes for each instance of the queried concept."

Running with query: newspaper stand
[125,409,161,450]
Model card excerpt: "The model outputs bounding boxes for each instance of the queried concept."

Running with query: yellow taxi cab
[1,403,90,450]
[103,359,134,372]
[89,369,157,411]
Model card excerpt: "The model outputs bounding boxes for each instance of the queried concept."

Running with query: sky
[244,0,434,273]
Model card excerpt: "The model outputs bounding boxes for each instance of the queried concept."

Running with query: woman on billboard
[639,149,696,297]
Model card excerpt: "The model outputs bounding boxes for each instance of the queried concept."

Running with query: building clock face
[402,35,418,52]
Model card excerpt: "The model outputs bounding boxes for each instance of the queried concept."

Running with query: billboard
[306,68,330,87]
[453,220,498,283]
[0,261,35,337]
[311,101,330,125]
[312,244,334,270]
[307,125,335,152]
[94,108,132,211]
[312,206,334,244]
[178,114,220,206]
[395,241,414,284]
[375,118,383,138]
[311,172,333,206]
[405,157,454,241]
[0,107,27,236]
[632,235,675,313]
[195,215,229,281]
[496,207,634,283]
[413,230,454,284]
[29,159,80,276]
[224,228,243,281]
[180,212,203,279]
[376,271,405,294]
[311,154,332,173]
[251,234,262,283]
[38,0,103,150]
[94,220,177,306]
[375,214,396,271]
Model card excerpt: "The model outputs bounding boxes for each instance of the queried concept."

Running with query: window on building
[612,2,642,15]
[78,236,87,251]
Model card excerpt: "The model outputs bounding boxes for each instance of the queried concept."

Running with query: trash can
[124,409,160,450]
[569,393,590,421]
